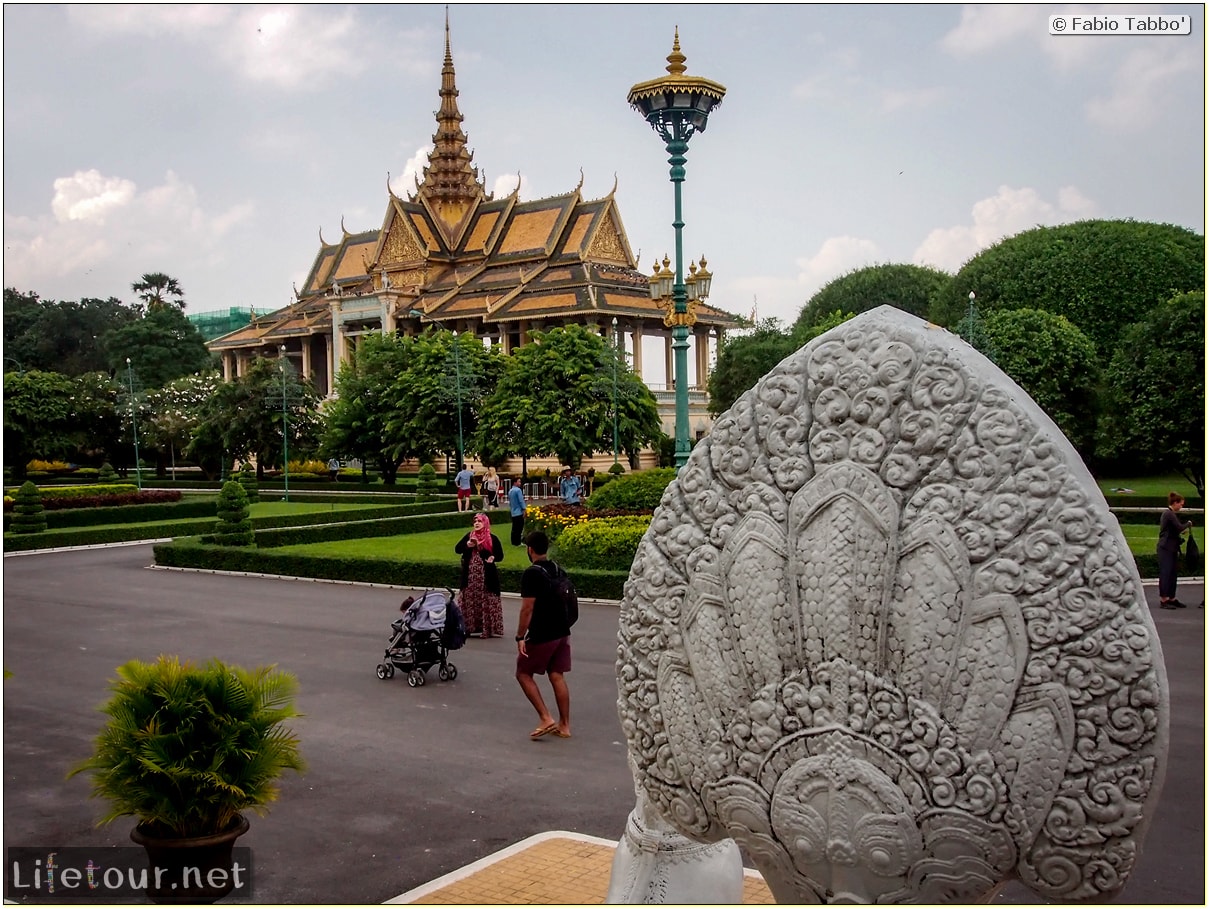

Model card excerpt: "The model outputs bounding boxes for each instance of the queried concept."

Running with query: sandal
[530,722,558,739]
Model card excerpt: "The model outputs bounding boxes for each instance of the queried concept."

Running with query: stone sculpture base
[605,798,743,904]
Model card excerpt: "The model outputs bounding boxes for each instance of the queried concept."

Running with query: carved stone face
[616,306,1168,904]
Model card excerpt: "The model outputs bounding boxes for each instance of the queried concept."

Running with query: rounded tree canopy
[929,219,1204,356]
[794,263,950,339]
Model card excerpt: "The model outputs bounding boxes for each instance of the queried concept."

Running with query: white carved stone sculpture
[606,771,744,904]
[613,306,1168,903]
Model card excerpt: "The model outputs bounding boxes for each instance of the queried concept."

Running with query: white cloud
[1086,44,1203,130]
[880,86,947,113]
[51,170,136,225]
[66,4,378,90]
[4,170,254,298]
[795,236,883,298]
[913,184,1097,270]
[939,5,1037,57]
[492,173,532,199]
[390,147,432,196]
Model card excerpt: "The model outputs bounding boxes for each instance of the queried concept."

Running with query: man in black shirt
[516,531,571,739]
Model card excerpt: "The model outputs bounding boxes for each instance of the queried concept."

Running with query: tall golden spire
[416,8,486,219]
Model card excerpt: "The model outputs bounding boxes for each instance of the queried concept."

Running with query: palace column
[631,324,643,379]
[301,338,313,385]
[664,335,674,389]
[694,327,709,389]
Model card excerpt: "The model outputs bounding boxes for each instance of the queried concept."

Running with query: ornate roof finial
[340,215,349,238]
[319,226,326,246]
[415,8,485,210]
[666,26,687,76]
[609,172,619,197]
[574,168,584,194]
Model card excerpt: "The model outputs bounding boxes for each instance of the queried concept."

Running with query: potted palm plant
[68,654,305,903]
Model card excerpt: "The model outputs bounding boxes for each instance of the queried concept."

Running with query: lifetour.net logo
[6,847,253,902]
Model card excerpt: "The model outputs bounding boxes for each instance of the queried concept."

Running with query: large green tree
[132,272,185,311]
[189,357,321,479]
[3,370,88,478]
[474,325,662,469]
[143,372,222,478]
[3,288,137,376]
[708,319,798,417]
[979,309,1101,452]
[930,220,1204,356]
[321,333,415,485]
[793,263,950,339]
[1097,291,1205,495]
[104,306,215,389]
[383,329,506,466]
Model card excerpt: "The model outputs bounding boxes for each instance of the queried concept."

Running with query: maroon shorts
[517,636,571,676]
[457,488,472,499]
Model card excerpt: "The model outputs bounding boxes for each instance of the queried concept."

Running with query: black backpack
[540,560,579,628]
[442,596,467,650]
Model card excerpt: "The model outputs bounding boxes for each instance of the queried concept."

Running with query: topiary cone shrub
[11,481,47,534]
[416,463,440,501]
[213,480,254,546]
[98,462,118,483]
[237,465,259,503]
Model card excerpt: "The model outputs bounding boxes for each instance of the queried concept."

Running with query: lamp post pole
[629,29,725,468]
[409,310,464,469]
[452,330,465,470]
[612,316,620,468]
[280,346,290,502]
[125,357,142,491]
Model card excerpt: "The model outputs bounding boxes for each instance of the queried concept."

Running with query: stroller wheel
[446,663,458,680]
[376,663,391,680]
[438,665,449,681]
[408,669,425,687]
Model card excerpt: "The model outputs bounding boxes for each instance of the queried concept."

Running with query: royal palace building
[208,19,740,445]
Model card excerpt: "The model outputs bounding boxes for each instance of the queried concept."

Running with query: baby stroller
[375,589,464,687]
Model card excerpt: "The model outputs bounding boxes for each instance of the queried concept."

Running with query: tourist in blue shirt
[454,463,475,512]
[508,477,527,546]
[559,467,581,505]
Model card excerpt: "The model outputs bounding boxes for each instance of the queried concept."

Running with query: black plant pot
[130,815,250,904]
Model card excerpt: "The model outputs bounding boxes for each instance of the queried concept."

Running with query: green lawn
[1097,474,1198,499]
[272,528,473,563]
[41,501,390,533]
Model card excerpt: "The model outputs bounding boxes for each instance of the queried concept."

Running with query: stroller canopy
[404,591,448,632]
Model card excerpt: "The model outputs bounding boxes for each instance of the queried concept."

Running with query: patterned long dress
[462,554,505,638]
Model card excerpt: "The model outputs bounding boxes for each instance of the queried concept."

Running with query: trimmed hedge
[552,515,652,571]
[1104,495,1204,510]
[245,506,505,548]
[4,498,219,531]
[1,502,449,553]
[153,536,629,599]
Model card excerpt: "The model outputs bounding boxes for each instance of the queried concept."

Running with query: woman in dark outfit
[1157,491,1193,609]
[455,513,505,637]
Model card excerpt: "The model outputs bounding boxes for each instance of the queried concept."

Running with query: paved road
[3,544,1203,904]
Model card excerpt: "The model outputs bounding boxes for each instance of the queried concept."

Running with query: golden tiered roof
[208,17,738,355]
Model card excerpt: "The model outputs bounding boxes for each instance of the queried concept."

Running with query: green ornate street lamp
[611,316,621,468]
[629,28,725,467]
[410,310,464,470]
[279,346,291,503]
[125,357,142,491]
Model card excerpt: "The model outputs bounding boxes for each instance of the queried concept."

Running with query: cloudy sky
[4,3,1204,331]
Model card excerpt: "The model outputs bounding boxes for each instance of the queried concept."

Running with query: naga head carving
[616,307,1168,903]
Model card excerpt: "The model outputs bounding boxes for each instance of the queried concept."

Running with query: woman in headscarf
[455,512,505,637]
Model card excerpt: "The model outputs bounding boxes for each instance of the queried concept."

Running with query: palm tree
[132,273,185,311]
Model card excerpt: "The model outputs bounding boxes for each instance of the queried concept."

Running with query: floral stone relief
[614,306,1168,903]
